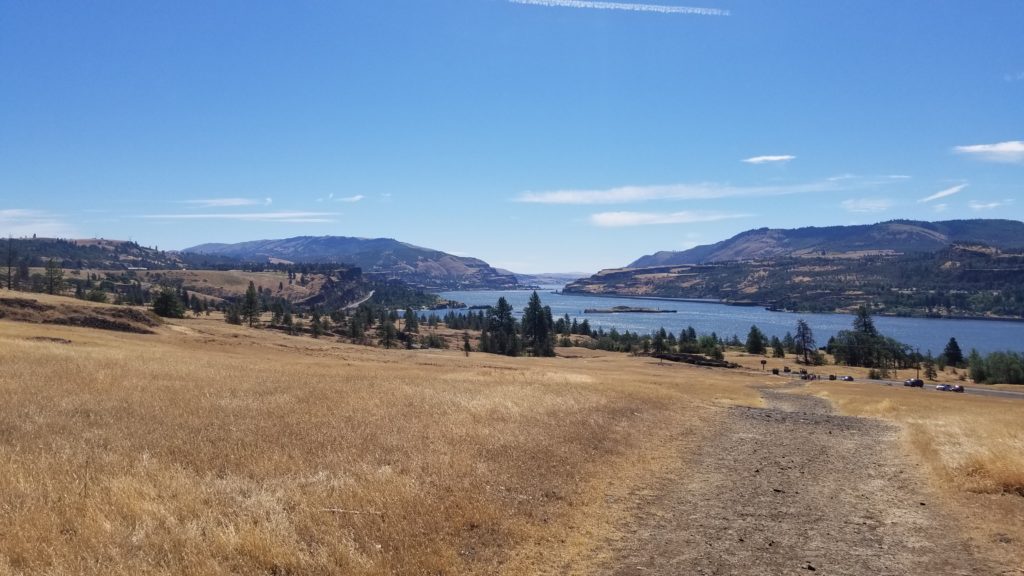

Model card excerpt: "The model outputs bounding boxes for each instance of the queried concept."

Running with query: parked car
[840,375,854,381]
[904,378,924,387]
[935,384,952,391]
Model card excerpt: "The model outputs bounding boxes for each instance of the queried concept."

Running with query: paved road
[865,378,1024,400]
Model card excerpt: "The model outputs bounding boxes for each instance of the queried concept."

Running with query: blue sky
[1,1,1022,273]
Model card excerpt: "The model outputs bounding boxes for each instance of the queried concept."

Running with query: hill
[630,220,1024,267]
[185,236,518,290]
[566,220,1024,318]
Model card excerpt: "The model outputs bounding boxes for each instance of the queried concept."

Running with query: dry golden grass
[0,296,770,576]
[804,380,1024,568]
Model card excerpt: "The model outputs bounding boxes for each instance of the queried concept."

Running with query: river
[438,289,1023,356]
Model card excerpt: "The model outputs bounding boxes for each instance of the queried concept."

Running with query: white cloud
[338,195,364,203]
[953,141,1024,164]
[919,183,966,203]
[932,203,949,213]
[968,200,1004,211]
[181,197,272,208]
[141,211,339,223]
[589,210,750,227]
[508,0,729,16]
[0,209,79,238]
[742,155,796,165]
[840,198,893,213]
[515,179,846,205]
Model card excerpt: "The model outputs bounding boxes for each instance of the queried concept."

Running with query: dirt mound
[0,297,158,334]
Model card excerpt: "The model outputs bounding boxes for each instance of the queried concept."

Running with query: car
[950,385,965,393]
[840,375,854,381]
[935,384,952,391]
[904,379,924,387]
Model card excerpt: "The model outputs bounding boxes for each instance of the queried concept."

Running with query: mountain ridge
[629,219,1024,268]
[184,235,518,290]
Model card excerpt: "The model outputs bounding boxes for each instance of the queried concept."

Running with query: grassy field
[0,292,768,575]
[1,291,1022,573]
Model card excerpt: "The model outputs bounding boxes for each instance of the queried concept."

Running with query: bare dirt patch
[598,386,995,575]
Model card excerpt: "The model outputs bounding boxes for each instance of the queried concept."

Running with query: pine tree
[794,319,815,364]
[152,287,185,318]
[4,236,14,290]
[378,317,397,349]
[771,336,785,358]
[943,337,964,367]
[44,259,64,295]
[745,325,766,355]
[404,307,419,333]
[521,292,554,357]
[241,281,260,327]
[463,332,471,356]
[225,304,243,325]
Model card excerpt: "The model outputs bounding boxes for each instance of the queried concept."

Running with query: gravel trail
[599,387,994,575]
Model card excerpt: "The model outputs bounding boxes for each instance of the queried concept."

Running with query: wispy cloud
[932,203,949,213]
[919,183,966,203]
[318,193,365,203]
[515,179,848,205]
[840,198,893,213]
[141,211,339,223]
[589,210,750,227]
[181,197,272,208]
[508,0,729,16]
[968,200,1007,211]
[0,209,79,238]
[953,141,1024,164]
[742,154,795,165]
[1004,71,1024,82]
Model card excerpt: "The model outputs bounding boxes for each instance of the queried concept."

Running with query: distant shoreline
[553,291,1024,323]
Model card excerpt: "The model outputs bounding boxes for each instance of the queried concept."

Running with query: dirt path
[598,386,995,575]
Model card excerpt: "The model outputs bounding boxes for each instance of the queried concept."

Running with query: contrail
[509,0,729,16]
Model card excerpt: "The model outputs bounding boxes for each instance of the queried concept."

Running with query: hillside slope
[185,236,518,290]
[630,220,1024,267]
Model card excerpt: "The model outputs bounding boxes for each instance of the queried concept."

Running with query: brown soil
[598,386,997,575]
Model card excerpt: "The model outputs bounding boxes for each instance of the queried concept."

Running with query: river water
[438,289,1023,356]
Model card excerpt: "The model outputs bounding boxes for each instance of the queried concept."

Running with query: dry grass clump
[0,313,765,575]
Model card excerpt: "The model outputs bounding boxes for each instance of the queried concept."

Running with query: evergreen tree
[745,325,766,355]
[4,236,14,290]
[794,319,815,364]
[152,287,185,318]
[378,317,397,349]
[782,331,796,354]
[770,336,785,358]
[942,337,964,367]
[241,281,260,327]
[310,309,324,338]
[482,297,519,356]
[225,304,243,325]
[923,351,938,380]
[404,307,419,333]
[44,258,64,295]
[521,291,555,357]
[463,332,471,356]
[652,327,668,354]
